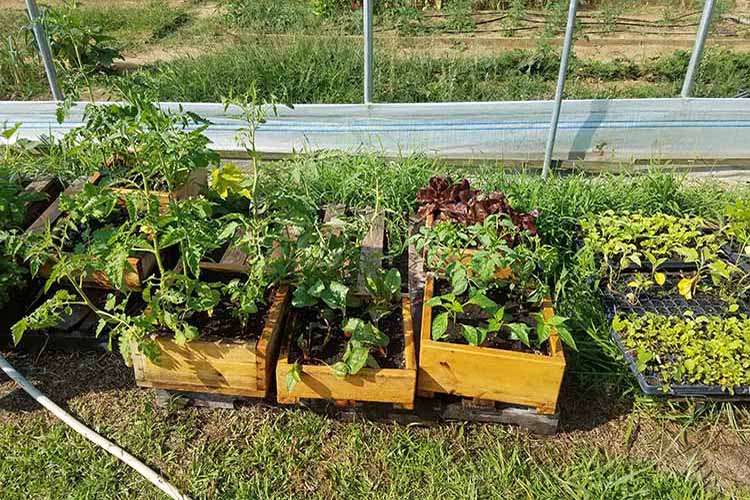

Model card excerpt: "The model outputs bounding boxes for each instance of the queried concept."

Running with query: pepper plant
[417,214,575,351]
[285,211,403,390]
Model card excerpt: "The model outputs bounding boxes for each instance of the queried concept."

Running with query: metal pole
[541,0,578,180]
[25,0,63,101]
[681,0,716,98]
[363,0,373,104]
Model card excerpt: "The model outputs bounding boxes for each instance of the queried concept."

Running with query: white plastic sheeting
[2,98,750,162]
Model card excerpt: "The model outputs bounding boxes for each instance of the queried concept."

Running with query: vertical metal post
[541,0,578,180]
[363,0,374,104]
[681,0,715,98]
[25,0,63,101]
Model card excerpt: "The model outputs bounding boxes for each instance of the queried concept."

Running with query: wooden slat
[26,173,101,233]
[37,252,156,291]
[418,275,566,414]
[109,167,207,211]
[22,178,61,229]
[357,209,385,294]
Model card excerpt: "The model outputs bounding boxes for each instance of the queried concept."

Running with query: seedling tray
[610,327,750,397]
[573,226,733,273]
[602,275,750,398]
[600,285,738,321]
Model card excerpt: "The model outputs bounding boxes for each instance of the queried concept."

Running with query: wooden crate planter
[131,286,290,398]
[275,295,417,408]
[417,275,566,415]
[26,175,157,291]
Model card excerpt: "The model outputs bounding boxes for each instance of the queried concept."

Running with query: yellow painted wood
[418,275,566,415]
[276,295,417,408]
[131,286,289,398]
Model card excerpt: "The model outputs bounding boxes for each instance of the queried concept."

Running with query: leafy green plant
[0,125,49,308]
[286,211,403,386]
[612,311,750,392]
[10,171,282,364]
[580,210,748,301]
[417,212,574,351]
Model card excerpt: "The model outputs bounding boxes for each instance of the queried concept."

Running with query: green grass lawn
[2,159,750,499]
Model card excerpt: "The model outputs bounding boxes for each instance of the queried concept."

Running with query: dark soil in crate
[433,279,544,355]
[157,298,270,342]
[58,210,129,253]
[288,304,405,369]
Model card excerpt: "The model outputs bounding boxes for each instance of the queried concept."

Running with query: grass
[2,0,749,101]
[0,384,739,500]
[113,41,750,103]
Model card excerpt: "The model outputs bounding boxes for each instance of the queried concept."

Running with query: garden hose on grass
[0,353,191,500]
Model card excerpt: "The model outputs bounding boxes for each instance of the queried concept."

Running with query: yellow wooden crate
[418,275,566,415]
[276,295,417,409]
[131,286,289,398]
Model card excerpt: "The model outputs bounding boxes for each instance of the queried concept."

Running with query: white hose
[0,353,191,500]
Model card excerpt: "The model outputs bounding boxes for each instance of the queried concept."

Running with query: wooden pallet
[151,389,557,434]
[153,389,248,409]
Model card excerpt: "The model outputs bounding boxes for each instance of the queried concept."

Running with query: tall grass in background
[121,38,750,103]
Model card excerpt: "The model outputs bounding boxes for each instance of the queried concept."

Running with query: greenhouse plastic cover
[2,98,750,162]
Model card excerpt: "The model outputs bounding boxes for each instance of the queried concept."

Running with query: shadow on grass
[0,349,135,414]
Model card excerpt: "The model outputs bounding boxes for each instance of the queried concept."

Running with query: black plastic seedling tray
[603,277,750,398]
[610,327,750,397]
